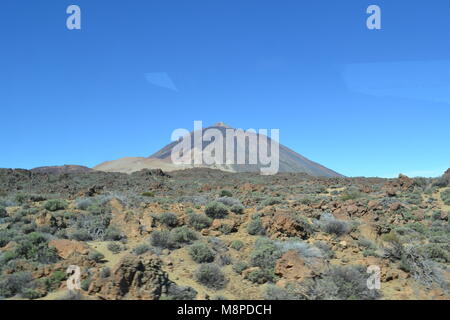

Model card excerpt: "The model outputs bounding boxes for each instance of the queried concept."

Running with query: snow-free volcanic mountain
[94,123,342,177]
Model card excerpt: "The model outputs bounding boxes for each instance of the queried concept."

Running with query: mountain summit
[94,123,342,177]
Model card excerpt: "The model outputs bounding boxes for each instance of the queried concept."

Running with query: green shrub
[250,238,281,269]
[304,265,380,300]
[60,290,84,300]
[230,204,244,214]
[0,230,15,247]
[194,263,227,290]
[247,218,265,235]
[232,261,249,274]
[230,240,244,251]
[0,272,34,298]
[358,238,377,250]
[245,268,274,284]
[150,227,197,249]
[189,242,215,263]
[15,193,30,204]
[420,243,449,263]
[14,232,59,264]
[340,188,363,201]
[42,270,66,291]
[158,212,178,228]
[44,199,67,212]
[0,206,7,218]
[299,197,313,205]
[88,251,105,262]
[318,213,351,237]
[384,234,446,287]
[0,251,18,266]
[205,202,229,219]
[142,191,155,197]
[187,213,212,230]
[263,284,300,300]
[133,244,151,255]
[441,189,450,205]
[170,226,198,245]
[220,190,233,197]
[261,197,282,206]
[21,288,42,300]
[81,276,91,291]
[69,229,91,241]
[107,242,123,254]
[75,198,94,210]
[163,283,198,300]
[87,204,107,216]
[104,227,123,241]
[314,241,335,259]
[100,267,111,278]
[150,230,173,249]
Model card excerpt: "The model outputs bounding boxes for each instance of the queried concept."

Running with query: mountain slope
[95,123,342,177]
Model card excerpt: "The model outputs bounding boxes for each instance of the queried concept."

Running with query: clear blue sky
[1,0,449,177]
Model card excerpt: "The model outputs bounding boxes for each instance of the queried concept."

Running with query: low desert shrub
[100,267,111,278]
[42,270,66,291]
[75,198,94,210]
[340,187,363,201]
[247,218,265,235]
[383,233,446,287]
[150,230,172,249]
[194,263,227,290]
[441,189,450,205]
[217,197,242,208]
[263,284,300,300]
[274,240,323,258]
[245,268,275,284]
[0,272,34,298]
[314,241,335,259]
[107,242,123,254]
[163,283,197,300]
[103,227,124,241]
[68,229,91,241]
[44,199,67,212]
[261,197,282,207]
[230,240,244,251]
[0,206,7,218]
[157,212,178,228]
[81,275,92,291]
[171,226,198,245]
[151,227,197,249]
[304,265,380,300]
[232,261,249,274]
[219,190,233,197]
[187,213,212,230]
[230,204,245,214]
[215,253,232,266]
[246,238,282,283]
[420,243,449,263]
[14,232,59,264]
[0,230,15,247]
[60,290,84,300]
[142,191,155,197]
[88,251,105,262]
[21,288,42,300]
[317,213,351,237]
[205,202,229,219]
[189,242,215,263]
[250,238,282,270]
[133,244,151,255]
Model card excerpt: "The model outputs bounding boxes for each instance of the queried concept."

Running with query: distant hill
[94,123,343,177]
[31,165,93,174]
